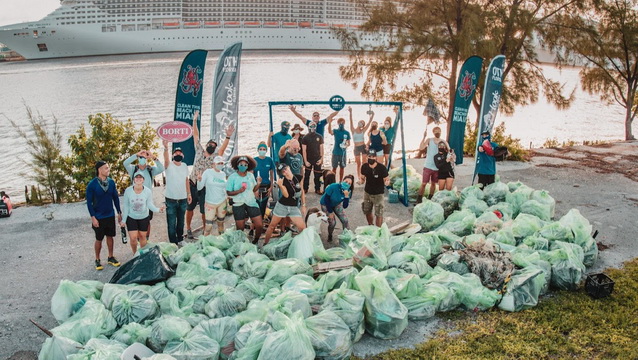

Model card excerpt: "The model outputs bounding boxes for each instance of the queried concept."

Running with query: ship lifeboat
[204,21,221,28]
[282,22,298,28]
[263,21,280,28]
[314,22,329,29]
[184,21,201,28]
[332,24,346,29]
[299,21,311,28]
[224,21,240,28]
[163,22,180,29]
[244,21,261,27]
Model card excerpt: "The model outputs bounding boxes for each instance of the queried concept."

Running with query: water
[0,51,630,202]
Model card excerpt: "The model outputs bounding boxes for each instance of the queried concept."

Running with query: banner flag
[423,98,442,124]
[448,55,483,165]
[473,55,506,183]
[210,42,242,169]
[173,49,208,165]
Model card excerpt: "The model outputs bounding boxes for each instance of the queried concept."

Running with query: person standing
[367,120,387,158]
[120,173,164,253]
[476,130,498,189]
[86,161,121,270]
[186,109,234,239]
[360,150,389,227]
[289,105,338,138]
[320,175,354,242]
[417,126,446,201]
[269,121,292,163]
[278,139,304,181]
[301,122,324,194]
[348,106,373,185]
[162,141,189,245]
[434,142,456,191]
[199,156,228,236]
[123,148,164,240]
[381,108,398,167]
[328,117,351,182]
[226,156,264,243]
[263,163,307,245]
[254,141,275,217]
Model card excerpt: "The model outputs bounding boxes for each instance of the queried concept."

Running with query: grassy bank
[358,259,638,360]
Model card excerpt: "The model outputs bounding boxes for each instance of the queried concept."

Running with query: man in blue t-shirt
[269,121,292,163]
[328,117,351,182]
[289,105,338,138]
[254,141,276,216]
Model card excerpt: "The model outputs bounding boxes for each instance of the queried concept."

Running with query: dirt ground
[1,141,637,359]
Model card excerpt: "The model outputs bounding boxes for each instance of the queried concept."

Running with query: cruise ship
[0,0,385,60]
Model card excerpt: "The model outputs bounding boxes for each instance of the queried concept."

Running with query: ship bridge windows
[37,43,48,52]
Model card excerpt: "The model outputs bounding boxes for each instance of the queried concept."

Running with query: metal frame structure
[268,99,409,206]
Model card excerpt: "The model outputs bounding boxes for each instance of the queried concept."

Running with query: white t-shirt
[164,162,189,200]
[201,169,227,205]
[122,186,159,222]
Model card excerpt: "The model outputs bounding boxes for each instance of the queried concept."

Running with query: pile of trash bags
[40,180,598,359]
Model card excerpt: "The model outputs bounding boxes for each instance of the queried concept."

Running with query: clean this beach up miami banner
[211,42,242,164]
[173,49,208,165]
[448,55,483,164]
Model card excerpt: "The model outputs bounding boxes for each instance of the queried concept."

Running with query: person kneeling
[264,164,306,245]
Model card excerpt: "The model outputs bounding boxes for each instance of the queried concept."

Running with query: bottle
[121,226,128,244]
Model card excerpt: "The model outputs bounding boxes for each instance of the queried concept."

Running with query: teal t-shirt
[226,172,258,207]
[332,128,351,155]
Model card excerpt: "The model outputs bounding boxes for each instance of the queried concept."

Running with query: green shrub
[464,121,529,161]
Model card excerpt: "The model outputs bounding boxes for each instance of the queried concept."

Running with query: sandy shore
[1,141,637,359]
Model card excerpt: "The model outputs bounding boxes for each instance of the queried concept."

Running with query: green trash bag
[461,196,488,217]
[282,274,325,305]
[265,289,312,319]
[208,269,240,288]
[435,252,469,275]
[403,232,443,260]
[111,322,152,346]
[321,284,366,342]
[338,229,356,248]
[225,242,259,268]
[201,234,232,250]
[232,252,273,279]
[262,232,294,261]
[531,190,556,219]
[544,241,586,290]
[434,228,462,247]
[305,310,353,360]
[437,209,476,236]
[383,268,423,299]
[473,211,503,236]
[111,288,159,326]
[143,355,178,360]
[519,199,552,221]
[460,184,485,204]
[355,223,393,255]
[486,202,514,221]
[511,248,551,294]
[38,335,82,360]
[559,209,598,267]
[538,222,574,243]
[287,227,325,264]
[317,246,347,262]
[521,234,549,251]
[205,285,248,318]
[506,185,533,217]
[431,189,460,217]
[168,242,200,267]
[257,311,315,360]
[498,266,546,312]
[222,228,251,247]
[348,234,389,271]
[419,279,459,312]
[483,181,510,206]
[507,181,525,192]
[201,245,229,269]
[511,213,546,240]
[170,261,215,290]
[51,279,103,323]
[487,227,516,246]
[390,235,409,254]
[354,266,408,339]
[66,338,127,360]
[264,258,314,284]
[164,331,220,360]
[388,164,418,185]
[315,268,359,293]
[387,251,431,277]
[232,321,273,360]
[50,299,118,344]
[148,315,193,352]
[412,200,445,231]
[424,269,500,311]
[234,299,269,325]
[191,317,240,358]
[236,278,278,302]
[395,175,424,203]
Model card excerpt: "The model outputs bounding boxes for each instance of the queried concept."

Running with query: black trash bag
[109,246,175,285]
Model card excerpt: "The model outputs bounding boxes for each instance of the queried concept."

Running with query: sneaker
[107,257,120,267]
[187,229,194,239]
[315,190,323,195]
[95,259,103,271]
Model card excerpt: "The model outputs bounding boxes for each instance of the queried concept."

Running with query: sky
[0,0,60,26]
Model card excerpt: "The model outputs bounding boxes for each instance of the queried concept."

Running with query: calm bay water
[0,51,629,201]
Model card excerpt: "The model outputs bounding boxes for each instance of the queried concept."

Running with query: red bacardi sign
[157,121,193,142]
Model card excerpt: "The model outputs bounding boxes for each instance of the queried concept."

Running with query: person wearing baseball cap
[120,172,164,254]
[86,161,122,270]
[162,140,189,245]
[199,156,228,236]
[476,130,499,188]
[360,149,389,227]
[269,121,292,163]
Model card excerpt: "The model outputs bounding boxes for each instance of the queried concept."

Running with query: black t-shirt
[279,176,302,206]
[301,132,324,163]
[361,163,389,195]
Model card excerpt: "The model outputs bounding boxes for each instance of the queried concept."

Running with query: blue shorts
[331,153,347,168]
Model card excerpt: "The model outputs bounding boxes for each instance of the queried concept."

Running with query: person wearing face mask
[123,148,164,240]
[254,141,275,217]
[269,121,292,164]
[418,126,448,201]
[289,105,338,138]
[186,109,235,239]
[226,156,264,243]
[476,130,499,189]
[434,141,456,191]
[381,107,399,167]
[348,106,374,185]
[278,139,304,181]
[199,156,228,236]
[360,149,390,226]
[301,121,324,194]
[263,163,307,245]
[120,173,165,254]
[320,174,354,242]
[328,117,352,182]
[367,120,387,159]
[162,140,190,245]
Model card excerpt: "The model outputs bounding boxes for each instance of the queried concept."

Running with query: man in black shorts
[86,161,122,270]
[360,150,389,226]
[301,122,324,194]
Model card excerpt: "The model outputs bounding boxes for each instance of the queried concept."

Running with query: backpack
[132,166,154,186]
[493,146,509,161]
